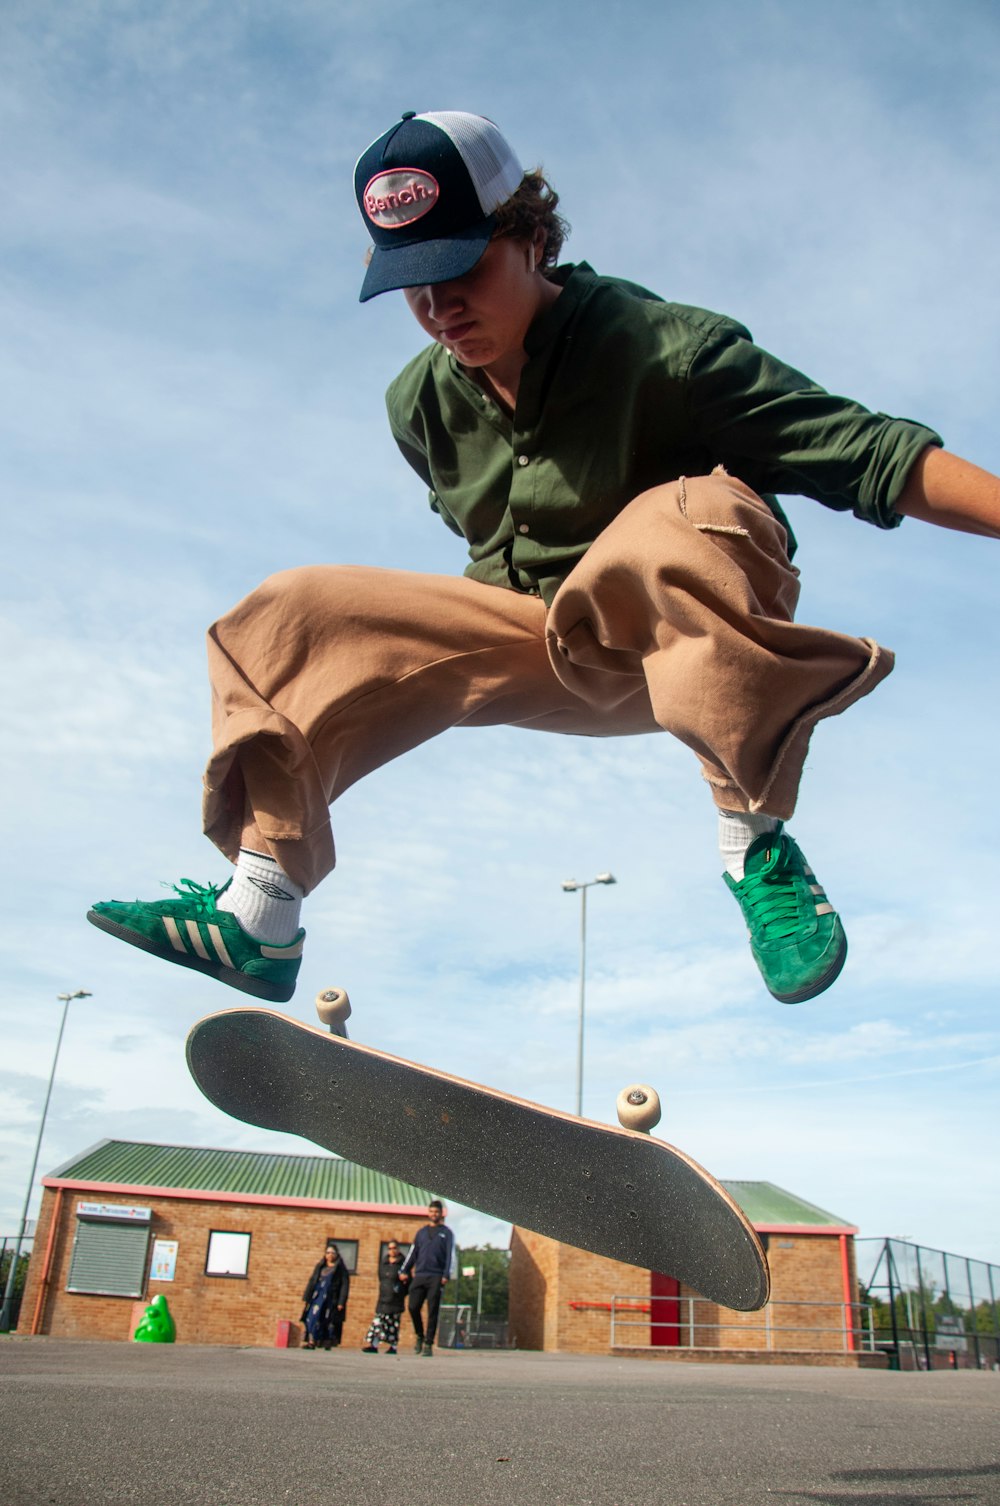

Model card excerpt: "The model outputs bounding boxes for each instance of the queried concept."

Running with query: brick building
[21,1142,865,1365]
[510,1182,866,1365]
[19,1139,433,1346]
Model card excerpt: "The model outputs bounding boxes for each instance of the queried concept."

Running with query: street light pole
[561,874,616,1117]
[0,989,92,1331]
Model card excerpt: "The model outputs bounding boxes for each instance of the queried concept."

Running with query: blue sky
[3,0,999,1268]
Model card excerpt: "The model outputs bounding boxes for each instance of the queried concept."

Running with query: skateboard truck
[315,987,352,1039]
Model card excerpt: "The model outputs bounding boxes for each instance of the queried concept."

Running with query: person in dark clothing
[399,1201,456,1357]
[361,1238,407,1353]
[300,1243,350,1350]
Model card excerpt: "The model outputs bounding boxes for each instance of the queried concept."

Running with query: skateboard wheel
[315,988,352,1039]
[616,1084,661,1133]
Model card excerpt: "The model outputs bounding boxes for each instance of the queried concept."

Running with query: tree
[453,1244,510,1320]
[0,1248,31,1330]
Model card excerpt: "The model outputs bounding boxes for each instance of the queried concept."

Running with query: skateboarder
[398,1201,456,1357]
[89,110,1000,1008]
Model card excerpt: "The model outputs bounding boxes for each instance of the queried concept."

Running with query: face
[325,1247,337,1263]
[427,1204,444,1225]
[402,235,548,373]
[387,1241,400,1260]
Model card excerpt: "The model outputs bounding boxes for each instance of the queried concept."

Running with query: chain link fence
[856,1237,1000,1371]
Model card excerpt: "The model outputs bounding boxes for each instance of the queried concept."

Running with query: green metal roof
[45,1139,432,1207]
[44,1144,850,1228]
[723,1180,853,1228]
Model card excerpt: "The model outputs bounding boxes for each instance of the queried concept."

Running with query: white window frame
[205,1229,251,1278]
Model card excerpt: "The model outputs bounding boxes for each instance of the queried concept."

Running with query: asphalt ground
[1,1340,998,1506]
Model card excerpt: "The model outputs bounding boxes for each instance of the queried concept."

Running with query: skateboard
[185,989,769,1311]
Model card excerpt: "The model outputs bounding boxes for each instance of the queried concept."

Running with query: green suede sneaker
[87,878,304,1003]
[724,831,847,1004]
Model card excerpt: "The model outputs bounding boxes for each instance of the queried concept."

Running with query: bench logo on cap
[363,168,439,231]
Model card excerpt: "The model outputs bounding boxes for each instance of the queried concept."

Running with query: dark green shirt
[386,262,942,606]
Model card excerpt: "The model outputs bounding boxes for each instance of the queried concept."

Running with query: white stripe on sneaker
[207,924,235,968]
[165,916,237,970]
[163,916,187,954]
[185,920,211,960]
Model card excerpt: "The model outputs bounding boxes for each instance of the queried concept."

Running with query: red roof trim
[41,1177,427,1216]
[755,1223,858,1236]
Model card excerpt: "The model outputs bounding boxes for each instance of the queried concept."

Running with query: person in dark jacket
[361,1239,407,1353]
[300,1243,350,1350]
[400,1201,456,1357]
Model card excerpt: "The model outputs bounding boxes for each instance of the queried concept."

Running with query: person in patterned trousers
[361,1239,407,1354]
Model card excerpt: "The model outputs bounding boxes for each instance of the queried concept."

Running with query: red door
[650,1271,681,1345]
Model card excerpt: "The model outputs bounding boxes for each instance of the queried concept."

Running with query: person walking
[361,1239,407,1354]
[300,1243,350,1351]
[400,1201,456,1358]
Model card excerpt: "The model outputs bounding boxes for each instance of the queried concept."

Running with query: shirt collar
[523,262,597,358]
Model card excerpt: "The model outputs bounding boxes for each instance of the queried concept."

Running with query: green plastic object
[132,1293,176,1343]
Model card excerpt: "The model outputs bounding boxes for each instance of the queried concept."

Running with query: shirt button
[516,454,529,467]
[518,523,530,534]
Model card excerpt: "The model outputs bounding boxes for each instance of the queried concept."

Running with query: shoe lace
[162,877,224,914]
[738,837,809,940]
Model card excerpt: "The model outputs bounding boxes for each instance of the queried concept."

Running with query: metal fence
[856,1237,1000,1371]
[609,1295,874,1353]
[437,1303,509,1349]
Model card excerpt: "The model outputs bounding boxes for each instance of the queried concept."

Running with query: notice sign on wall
[77,1202,151,1222]
[150,1239,179,1282]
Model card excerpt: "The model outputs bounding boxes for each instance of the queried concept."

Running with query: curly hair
[491,169,570,270]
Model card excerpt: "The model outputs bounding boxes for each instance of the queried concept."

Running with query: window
[66,1215,151,1298]
[205,1230,251,1277]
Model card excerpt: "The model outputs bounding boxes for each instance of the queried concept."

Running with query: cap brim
[358,217,495,303]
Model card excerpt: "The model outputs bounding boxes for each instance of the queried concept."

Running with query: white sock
[718,810,782,882]
[217,848,304,944]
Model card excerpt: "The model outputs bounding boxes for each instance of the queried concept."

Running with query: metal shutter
[66,1219,151,1297]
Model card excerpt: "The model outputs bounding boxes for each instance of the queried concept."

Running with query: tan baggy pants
[202,474,893,893]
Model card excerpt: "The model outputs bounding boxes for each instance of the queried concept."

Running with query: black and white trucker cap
[354,111,525,302]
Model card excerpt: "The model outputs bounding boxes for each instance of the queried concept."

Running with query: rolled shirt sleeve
[686,323,943,529]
